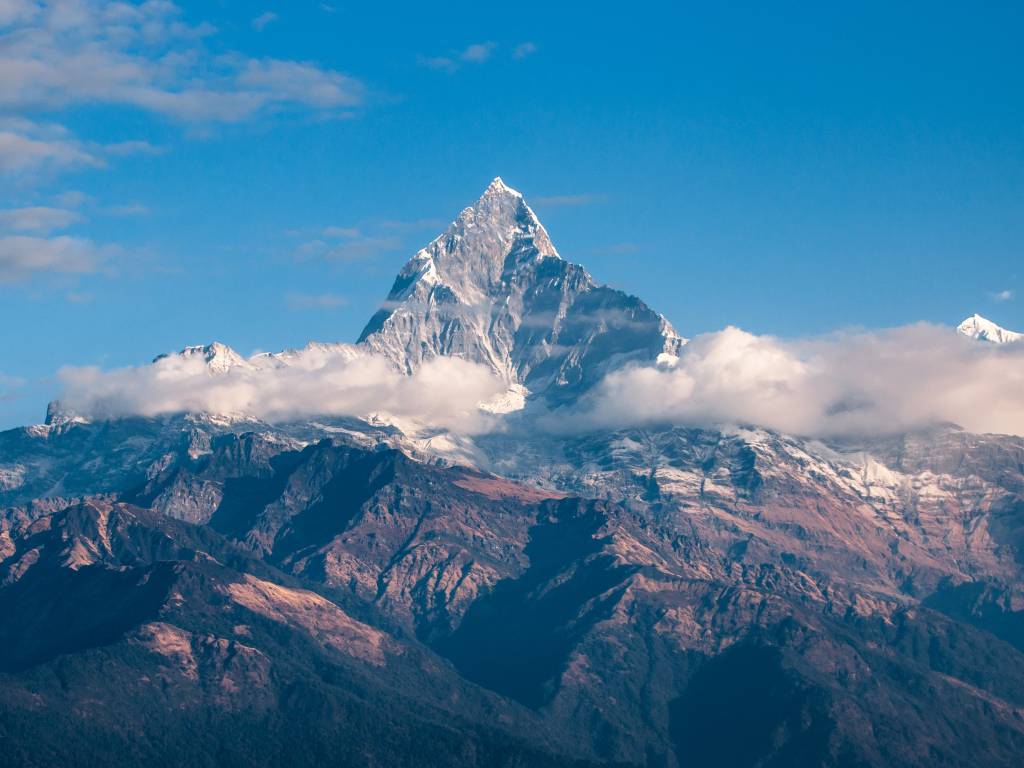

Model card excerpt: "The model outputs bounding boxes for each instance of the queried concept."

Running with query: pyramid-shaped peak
[410,178,559,300]
[358,178,684,396]
[481,176,522,198]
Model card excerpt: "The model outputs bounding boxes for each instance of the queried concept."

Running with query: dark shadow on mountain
[925,579,1024,654]
[434,500,637,709]
[0,561,177,672]
[668,643,843,768]
[271,450,397,564]
[208,446,310,539]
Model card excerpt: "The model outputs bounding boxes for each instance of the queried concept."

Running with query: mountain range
[2,180,1024,768]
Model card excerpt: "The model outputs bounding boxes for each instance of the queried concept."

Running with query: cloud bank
[0,1,363,123]
[552,324,1024,438]
[51,324,1024,440]
[56,348,505,434]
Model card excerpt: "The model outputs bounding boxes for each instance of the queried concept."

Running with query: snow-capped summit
[153,342,252,373]
[358,178,684,403]
[250,341,362,369]
[364,176,557,311]
[957,314,1023,344]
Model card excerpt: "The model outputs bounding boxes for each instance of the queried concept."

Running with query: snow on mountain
[957,314,1023,344]
[153,342,254,373]
[249,341,363,369]
[358,177,685,404]
[151,340,364,373]
[47,179,686,426]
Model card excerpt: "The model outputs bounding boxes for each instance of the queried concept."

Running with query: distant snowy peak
[358,177,685,402]
[957,314,1023,344]
[153,340,363,373]
[250,341,362,369]
[153,342,253,373]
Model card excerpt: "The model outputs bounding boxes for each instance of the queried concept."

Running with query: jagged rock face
[5,434,1024,766]
[359,178,683,402]
[0,499,600,768]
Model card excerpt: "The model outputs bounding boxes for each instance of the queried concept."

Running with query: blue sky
[1,0,1022,428]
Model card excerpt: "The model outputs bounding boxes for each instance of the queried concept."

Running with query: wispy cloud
[103,140,164,157]
[531,193,605,207]
[105,203,149,217]
[992,289,1014,302]
[0,206,81,232]
[0,1,364,125]
[295,235,402,263]
[0,235,113,282]
[418,42,497,73]
[251,11,278,31]
[322,225,361,238]
[593,242,639,257]
[0,119,103,176]
[0,0,37,26]
[512,42,537,59]
[460,42,495,63]
[291,217,441,263]
[285,291,347,309]
[417,55,459,74]
[0,372,26,402]
[52,190,91,208]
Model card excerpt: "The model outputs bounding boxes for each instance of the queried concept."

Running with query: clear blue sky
[1,1,1022,428]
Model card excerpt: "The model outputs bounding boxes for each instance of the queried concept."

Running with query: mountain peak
[358,179,684,401]
[957,314,1023,344]
[153,342,252,373]
[362,178,559,317]
[482,176,521,198]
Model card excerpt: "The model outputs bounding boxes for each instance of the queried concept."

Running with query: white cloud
[460,42,495,63]
[322,225,360,238]
[251,11,277,31]
[235,58,362,110]
[285,291,346,309]
[104,202,148,216]
[0,0,364,123]
[294,230,402,263]
[419,42,497,73]
[0,205,80,232]
[993,289,1014,302]
[417,54,458,73]
[57,350,504,434]
[0,120,102,174]
[554,324,1024,438]
[512,42,537,59]
[0,234,110,281]
[47,322,1024,439]
[0,0,38,26]
[52,189,90,207]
